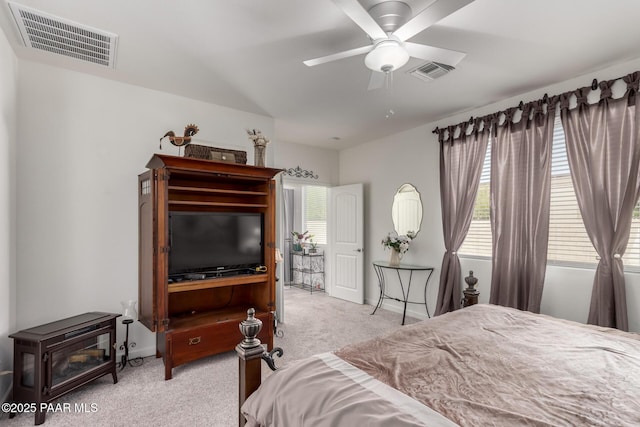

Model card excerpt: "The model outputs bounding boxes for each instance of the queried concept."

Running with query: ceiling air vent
[8,2,118,68]
[408,61,455,82]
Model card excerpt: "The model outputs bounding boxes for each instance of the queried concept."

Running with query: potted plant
[291,231,312,252]
[381,231,416,266]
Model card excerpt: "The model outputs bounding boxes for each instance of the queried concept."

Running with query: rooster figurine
[159,124,199,150]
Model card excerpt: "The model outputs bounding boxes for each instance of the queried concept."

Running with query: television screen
[168,212,263,276]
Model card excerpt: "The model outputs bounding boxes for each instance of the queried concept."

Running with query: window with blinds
[458,140,491,256]
[303,185,327,245]
[546,116,598,266]
[459,114,640,268]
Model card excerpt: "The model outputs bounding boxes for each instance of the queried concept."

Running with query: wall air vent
[8,2,118,68]
[408,61,455,82]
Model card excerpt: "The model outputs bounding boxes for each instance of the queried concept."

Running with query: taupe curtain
[489,101,556,312]
[435,121,490,315]
[559,74,640,331]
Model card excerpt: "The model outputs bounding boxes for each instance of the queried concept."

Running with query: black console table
[371,261,434,325]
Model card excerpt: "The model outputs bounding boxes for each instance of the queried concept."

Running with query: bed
[238,304,640,426]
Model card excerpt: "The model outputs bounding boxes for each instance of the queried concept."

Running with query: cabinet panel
[138,171,156,331]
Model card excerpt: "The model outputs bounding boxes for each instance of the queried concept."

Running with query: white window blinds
[303,185,327,245]
[459,114,640,268]
[458,140,491,256]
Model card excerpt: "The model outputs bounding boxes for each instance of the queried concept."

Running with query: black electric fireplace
[9,312,120,425]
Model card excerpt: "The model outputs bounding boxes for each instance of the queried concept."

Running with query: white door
[329,183,364,304]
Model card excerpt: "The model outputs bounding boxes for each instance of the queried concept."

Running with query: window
[458,140,491,256]
[459,114,640,268]
[546,116,598,265]
[303,185,327,245]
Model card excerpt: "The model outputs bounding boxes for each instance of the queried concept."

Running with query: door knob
[354,248,363,252]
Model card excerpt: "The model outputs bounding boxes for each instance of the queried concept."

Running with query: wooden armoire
[138,154,280,379]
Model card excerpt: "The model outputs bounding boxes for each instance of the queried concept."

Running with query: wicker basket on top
[184,144,247,164]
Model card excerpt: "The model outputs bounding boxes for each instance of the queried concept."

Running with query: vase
[253,140,267,167]
[254,145,265,167]
[120,300,137,321]
[389,249,401,267]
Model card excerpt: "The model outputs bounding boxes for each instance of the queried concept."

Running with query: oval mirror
[392,183,423,236]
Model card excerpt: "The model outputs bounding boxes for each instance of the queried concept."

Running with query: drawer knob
[188,336,201,346]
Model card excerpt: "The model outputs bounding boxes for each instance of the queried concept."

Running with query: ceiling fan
[304,0,474,89]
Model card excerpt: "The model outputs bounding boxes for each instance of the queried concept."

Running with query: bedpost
[236,308,265,427]
[237,308,284,426]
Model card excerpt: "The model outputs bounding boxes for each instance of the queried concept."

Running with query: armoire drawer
[167,312,273,367]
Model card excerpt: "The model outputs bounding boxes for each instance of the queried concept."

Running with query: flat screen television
[168,211,264,277]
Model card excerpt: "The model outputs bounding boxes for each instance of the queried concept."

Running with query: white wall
[340,124,443,318]
[0,24,17,404]
[273,140,339,186]
[15,60,281,358]
[340,57,640,332]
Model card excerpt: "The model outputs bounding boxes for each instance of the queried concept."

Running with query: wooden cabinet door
[138,170,156,331]
[154,168,169,332]
[138,169,169,332]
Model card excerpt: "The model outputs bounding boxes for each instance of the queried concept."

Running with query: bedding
[241,304,640,426]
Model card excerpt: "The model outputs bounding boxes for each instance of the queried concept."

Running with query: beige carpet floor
[3,287,417,427]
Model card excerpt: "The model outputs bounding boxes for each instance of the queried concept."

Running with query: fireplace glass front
[51,332,112,387]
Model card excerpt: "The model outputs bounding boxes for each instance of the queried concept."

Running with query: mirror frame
[392,183,423,236]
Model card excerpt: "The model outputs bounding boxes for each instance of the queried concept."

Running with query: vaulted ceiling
[2,0,640,149]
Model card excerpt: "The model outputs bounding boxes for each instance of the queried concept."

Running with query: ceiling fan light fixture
[364,40,409,73]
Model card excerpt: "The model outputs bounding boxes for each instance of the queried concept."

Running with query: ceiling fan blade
[404,42,466,66]
[332,0,387,40]
[393,0,474,42]
[303,45,373,67]
[367,71,386,91]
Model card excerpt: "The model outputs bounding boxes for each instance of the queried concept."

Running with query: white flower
[381,230,416,254]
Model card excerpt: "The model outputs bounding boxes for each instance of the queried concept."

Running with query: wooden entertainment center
[138,154,280,380]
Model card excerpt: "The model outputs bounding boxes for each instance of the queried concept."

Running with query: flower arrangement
[246,129,270,146]
[291,230,313,251]
[247,129,270,167]
[381,231,416,254]
[291,230,312,243]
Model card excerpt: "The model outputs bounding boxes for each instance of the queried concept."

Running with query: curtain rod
[432,70,637,141]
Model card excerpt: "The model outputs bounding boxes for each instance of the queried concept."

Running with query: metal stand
[371,261,434,325]
[119,319,143,370]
